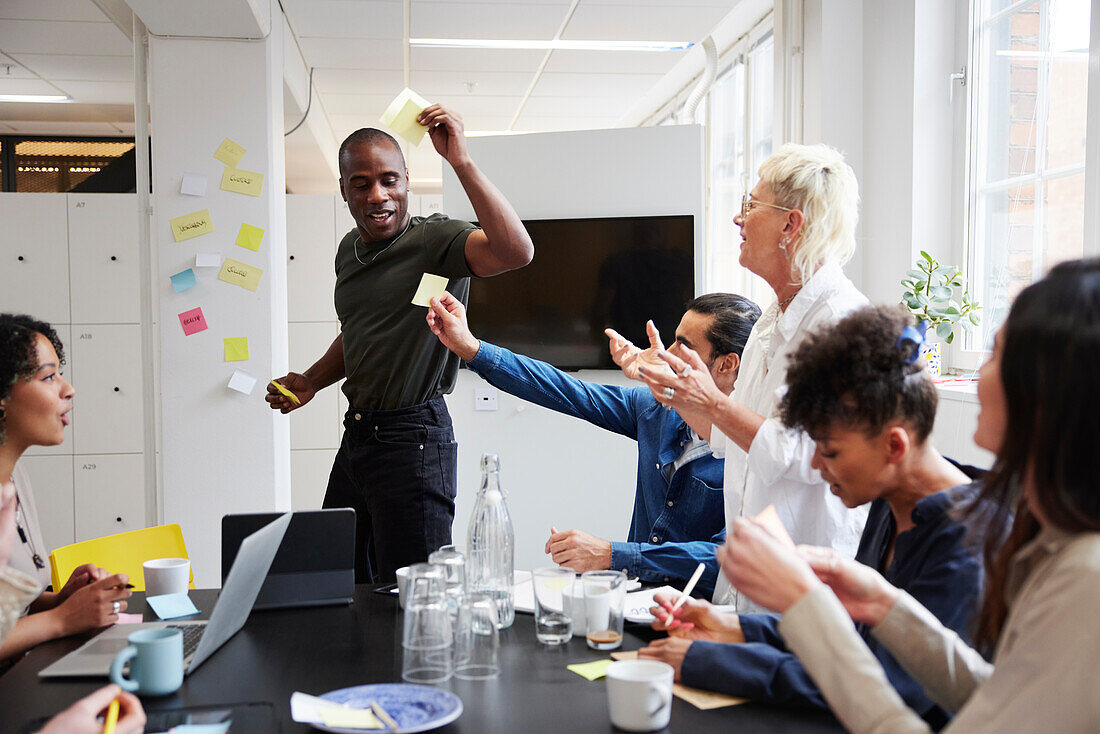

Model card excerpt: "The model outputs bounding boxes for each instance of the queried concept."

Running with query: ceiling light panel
[411,2,566,40]
[281,0,403,40]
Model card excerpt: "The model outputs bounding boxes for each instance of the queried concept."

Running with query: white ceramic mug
[143,558,190,597]
[606,659,674,732]
[395,566,411,609]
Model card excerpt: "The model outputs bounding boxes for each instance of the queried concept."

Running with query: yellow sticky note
[221,167,264,196]
[169,209,214,242]
[567,658,614,681]
[218,257,264,292]
[224,337,249,362]
[236,223,265,251]
[411,273,449,307]
[269,379,301,406]
[214,137,246,167]
[380,87,432,145]
[318,704,384,729]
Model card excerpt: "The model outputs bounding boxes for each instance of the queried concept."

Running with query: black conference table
[0,587,845,733]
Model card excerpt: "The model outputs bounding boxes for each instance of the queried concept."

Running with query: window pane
[1042,173,1086,269]
[980,3,1041,182]
[749,34,774,172]
[707,63,746,294]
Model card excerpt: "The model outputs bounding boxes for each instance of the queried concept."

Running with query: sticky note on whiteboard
[227,369,258,395]
[170,268,197,293]
[223,337,249,362]
[170,209,214,242]
[218,258,263,292]
[178,307,208,336]
[380,87,432,145]
[236,223,264,251]
[214,137,246,167]
[411,273,449,307]
[195,252,221,268]
[180,171,207,197]
[220,167,264,196]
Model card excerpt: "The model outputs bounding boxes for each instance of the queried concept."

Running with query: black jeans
[322,397,458,584]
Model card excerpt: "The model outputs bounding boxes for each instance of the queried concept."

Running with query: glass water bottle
[466,454,515,629]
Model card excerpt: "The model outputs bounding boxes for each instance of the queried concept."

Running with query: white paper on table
[180,171,208,197]
[195,252,222,268]
[227,369,257,395]
[290,692,330,726]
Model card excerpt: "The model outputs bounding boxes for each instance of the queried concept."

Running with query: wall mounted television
[466,215,695,371]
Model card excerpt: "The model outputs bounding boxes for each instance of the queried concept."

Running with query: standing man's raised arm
[418,104,533,277]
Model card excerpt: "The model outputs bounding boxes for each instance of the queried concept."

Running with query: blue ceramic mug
[109,628,184,696]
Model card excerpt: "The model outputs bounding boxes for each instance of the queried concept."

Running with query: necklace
[15,496,45,570]
[777,288,801,311]
[352,220,411,266]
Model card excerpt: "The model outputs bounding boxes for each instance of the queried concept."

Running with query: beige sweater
[0,565,42,643]
[779,527,1100,733]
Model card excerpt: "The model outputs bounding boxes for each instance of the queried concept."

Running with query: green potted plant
[900,251,981,376]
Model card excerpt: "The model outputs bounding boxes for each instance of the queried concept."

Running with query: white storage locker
[69,324,144,455]
[288,321,341,450]
[0,193,70,324]
[287,194,338,323]
[73,453,146,542]
[18,454,75,551]
[67,193,141,324]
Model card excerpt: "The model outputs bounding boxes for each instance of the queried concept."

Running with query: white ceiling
[0,0,738,188]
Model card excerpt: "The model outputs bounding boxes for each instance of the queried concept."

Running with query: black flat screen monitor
[466,215,695,370]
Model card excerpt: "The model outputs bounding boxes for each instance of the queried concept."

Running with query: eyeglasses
[739,194,795,219]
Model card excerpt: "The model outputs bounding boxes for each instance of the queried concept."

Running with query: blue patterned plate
[315,683,463,733]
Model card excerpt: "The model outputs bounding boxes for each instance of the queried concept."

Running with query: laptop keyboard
[168,624,205,658]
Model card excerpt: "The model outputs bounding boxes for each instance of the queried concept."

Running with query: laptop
[39,512,291,678]
[221,508,355,610]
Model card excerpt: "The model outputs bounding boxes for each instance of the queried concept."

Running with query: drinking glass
[532,566,574,644]
[429,546,467,612]
[454,592,500,680]
[402,563,452,683]
[582,570,626,650]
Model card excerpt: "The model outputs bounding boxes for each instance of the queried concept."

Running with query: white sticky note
[411,273,449,307]
[195,252,222,268]
[227,369,257,395]
[180,172,207,197]
[380,87,432,145]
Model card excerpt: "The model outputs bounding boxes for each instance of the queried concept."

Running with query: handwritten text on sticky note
[411,273,449,307]
[224,337,249,362]
[236,223,264,251]
[221,167,264,196]
[214,137,246,167]
[178,307,208,336]
[170,210,214,242]
[218,258,263,292]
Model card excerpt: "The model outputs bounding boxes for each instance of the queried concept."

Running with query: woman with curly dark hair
[640,306,994,729]
[720,259,1100,733]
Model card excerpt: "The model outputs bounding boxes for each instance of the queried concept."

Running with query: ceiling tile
[0,0,110,22]
[573,0,734,6]
[0,20,132,56]
[411,2,565,39]
[52,80,134,105]
[298,37,404,70]
[319,92,395,115]
[511,115,618,132]
[562,4,729,41]
[11,54,133,83]
[429,94,523,117]
[0,53,38,79]
[411,47,545,73]
[533,71,661,98]
[314,68,405,95]
[283,0,402,39]
[542,49,685,75]
[0,120,127,136]
[522,95,622,118]
[0,78,66,96]
[410,69,534,97]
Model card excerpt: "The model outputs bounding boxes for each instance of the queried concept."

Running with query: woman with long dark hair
[717,258,1100,732]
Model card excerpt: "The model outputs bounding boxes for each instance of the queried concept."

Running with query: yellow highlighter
[103,697,120,734]
[269,379,301,406]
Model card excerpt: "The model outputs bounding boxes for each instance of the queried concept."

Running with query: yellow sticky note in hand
[567,659,614,681]
[221,167,264,196]
[411,273,449,307]
[236,223,265,251]
[169,209,214,242]
[381,87,432,145]
[269,379,301,405]
[224,337,249,362]
[218,257,264,292]
[214,137,246,167]
[318,704,384,729]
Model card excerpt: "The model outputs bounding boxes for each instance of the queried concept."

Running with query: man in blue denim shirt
[427,292,760,596]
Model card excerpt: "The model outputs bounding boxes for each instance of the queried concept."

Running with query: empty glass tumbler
[454,592,500,680]
[532,566,575,644]
[402,563,453,683]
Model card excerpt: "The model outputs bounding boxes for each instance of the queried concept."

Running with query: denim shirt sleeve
[608,526,725,595]
[467,341,641,438]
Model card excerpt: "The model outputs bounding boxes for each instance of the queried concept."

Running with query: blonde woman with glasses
[635,143,870,610]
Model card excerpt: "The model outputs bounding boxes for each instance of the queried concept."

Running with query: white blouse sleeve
[746,416,822,487]
[0,566,43,643]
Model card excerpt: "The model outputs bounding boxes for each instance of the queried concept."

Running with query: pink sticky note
[178,307,208,336]
[116,613,144,625]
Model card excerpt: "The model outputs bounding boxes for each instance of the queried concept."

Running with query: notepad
[567,658,614,681]
[146,592,200,620]
[411,273,448,307]
[380,87,432,145]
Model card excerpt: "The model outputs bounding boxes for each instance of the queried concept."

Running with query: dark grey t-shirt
[335,214,478,410]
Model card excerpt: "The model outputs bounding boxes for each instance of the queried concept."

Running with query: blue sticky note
[146,592,200,620]
[170,268,197,293]
[171,725,231,734]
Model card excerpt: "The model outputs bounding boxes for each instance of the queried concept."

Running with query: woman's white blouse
[710,261,870,608]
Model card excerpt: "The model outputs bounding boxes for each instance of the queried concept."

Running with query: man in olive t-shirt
[267,105,533,582]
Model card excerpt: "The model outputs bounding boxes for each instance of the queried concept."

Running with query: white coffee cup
[606,659,674,732]
[395,566,411,609]
[143,558,190,597]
